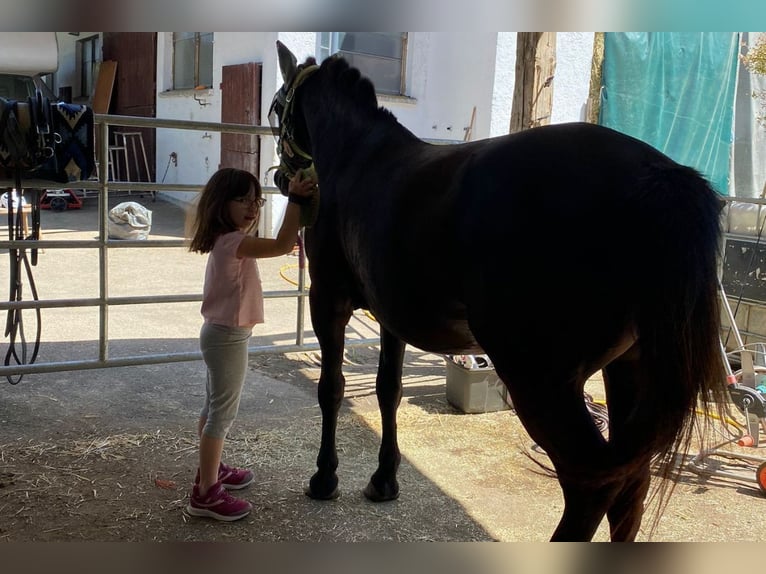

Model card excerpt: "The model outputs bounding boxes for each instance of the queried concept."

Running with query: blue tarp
[600,32,740,194]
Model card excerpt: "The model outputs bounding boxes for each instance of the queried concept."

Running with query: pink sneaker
[195,462,254,490]
[186,481,252,522]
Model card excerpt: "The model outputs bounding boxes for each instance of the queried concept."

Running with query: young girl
[186,167,315,521]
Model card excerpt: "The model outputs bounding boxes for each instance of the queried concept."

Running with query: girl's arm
[236,173,316,259]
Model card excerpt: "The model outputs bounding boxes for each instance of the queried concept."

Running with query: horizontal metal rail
[0,338,381,377]
[1,113,380,377]
[4,114,756,375]
[0,289,305,311]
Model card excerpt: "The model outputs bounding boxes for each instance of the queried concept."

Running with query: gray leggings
[199,322,252,439]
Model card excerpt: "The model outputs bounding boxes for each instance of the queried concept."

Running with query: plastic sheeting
[600,32,740,195]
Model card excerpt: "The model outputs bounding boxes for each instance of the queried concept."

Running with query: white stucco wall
[52,32,594,238]
[156,33,262,201]
[489,32,594,137]
[551,32,594,124]
[385,32,499,142]
[156,32,285,235]
[158,32,316,237]
[490,32,517,137]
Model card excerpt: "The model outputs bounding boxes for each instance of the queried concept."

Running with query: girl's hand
[287,171,317,204]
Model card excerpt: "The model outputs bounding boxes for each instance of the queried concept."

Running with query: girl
[185,167,315,521]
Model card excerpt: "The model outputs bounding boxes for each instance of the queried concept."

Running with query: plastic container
[444,358,512,414]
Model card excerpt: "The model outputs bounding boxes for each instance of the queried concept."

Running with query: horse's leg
[493,362,616,541]
[537,395,616,542]
[304,289,353,500]
[363,327,405,501]
[602,353,652,541]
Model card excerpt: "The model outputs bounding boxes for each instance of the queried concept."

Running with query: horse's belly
[384,314,482,355]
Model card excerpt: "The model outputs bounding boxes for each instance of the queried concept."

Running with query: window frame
[318,32,408,96]
[172,32,214,91]
[78,34,100,99]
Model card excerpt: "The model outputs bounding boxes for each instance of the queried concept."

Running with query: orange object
[738,435,755,447]
[40,189,82,211]
[757,462,766,494]
[154,478,177,490]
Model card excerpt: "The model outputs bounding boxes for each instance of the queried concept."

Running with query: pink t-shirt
[200,230,264,328]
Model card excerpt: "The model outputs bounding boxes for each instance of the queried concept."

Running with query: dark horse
[270,41,728,541]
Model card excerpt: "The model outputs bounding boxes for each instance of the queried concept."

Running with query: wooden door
[220,62,262,175]
[102,33,157,182]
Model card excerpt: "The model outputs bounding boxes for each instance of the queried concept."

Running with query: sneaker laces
[220,489,237,503]
[219,487,249,506]
[202,482,232,502]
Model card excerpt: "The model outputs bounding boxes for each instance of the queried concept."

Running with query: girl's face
[228,186,264,230]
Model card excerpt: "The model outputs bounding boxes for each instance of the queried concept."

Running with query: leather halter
[268,63,319,184]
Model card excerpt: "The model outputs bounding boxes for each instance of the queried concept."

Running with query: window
[173,32,213,90]
[78,35,101,99]
[319,32,407,96]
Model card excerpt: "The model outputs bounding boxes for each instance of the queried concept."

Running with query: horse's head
[269,41,319,196]
[269,41,392,199]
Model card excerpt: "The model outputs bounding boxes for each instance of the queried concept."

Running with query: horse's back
[456,122,719,270]
[454,122,722,361]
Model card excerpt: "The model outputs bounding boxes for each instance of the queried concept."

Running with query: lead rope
[4,168,41,384]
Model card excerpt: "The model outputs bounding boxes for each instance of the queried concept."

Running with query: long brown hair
[187,168,262,254]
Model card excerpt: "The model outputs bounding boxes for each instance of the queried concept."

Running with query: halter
[268,63,319,189]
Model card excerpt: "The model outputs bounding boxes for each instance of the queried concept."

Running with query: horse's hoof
[363,481,400,502]
[304,484,340,500]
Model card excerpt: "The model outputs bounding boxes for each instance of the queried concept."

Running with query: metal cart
[686,281,766,494]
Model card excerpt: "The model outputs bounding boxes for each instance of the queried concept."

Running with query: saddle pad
[0,100,96,183]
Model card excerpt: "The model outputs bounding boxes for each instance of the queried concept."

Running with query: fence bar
[0,338,381,377]
[0,113,377,377]
[98,120,110,362]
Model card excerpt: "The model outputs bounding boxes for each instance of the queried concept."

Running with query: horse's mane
[310,56,400,126]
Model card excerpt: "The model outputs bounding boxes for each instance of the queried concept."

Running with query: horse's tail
[618,162,729,530]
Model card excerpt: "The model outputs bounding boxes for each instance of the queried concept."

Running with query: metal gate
[0,114,378,379]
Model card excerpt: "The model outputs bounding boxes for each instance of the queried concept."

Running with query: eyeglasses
[232,196,266,208]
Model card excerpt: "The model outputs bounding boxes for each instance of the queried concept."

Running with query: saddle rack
[686,281,766,494]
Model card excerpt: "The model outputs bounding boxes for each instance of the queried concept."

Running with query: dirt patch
[1,345,765,541]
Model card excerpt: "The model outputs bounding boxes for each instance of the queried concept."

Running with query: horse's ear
[276,40,298,85]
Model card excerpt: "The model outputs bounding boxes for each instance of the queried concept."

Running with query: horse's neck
[307,101,416,176]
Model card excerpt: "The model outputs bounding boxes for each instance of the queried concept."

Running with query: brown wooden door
[102,33,157,182]
[220,62,262,174]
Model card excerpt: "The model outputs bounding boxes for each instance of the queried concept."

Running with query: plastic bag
[0,190,28,209]
[108,201,152,240]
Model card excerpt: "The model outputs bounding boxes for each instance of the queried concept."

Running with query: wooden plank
[0,205,31,236]
[463,106,476,142]
[92,60,117,114]
[509,33,556,133]
[585,32,605,124]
